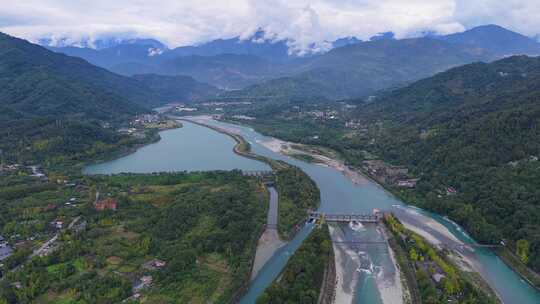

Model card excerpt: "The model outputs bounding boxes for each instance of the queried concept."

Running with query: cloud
[0,0,538,50]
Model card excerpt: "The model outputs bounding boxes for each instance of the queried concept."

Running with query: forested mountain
[0,32,158,164]
[133,74,221,103]
[1,32,223,117]
[143,54,276,89]
[440,24,540,56]
[0,32,153,120]
[226,37,491,100]
[355,55,540,272]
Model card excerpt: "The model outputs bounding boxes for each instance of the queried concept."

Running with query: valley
[1,16,540,304]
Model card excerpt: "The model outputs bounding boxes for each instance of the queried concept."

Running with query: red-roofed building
[94,198,118,211]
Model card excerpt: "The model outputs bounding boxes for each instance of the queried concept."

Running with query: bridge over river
[308,211,383,223]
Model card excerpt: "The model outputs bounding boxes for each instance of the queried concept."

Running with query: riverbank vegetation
[384,214,499,304]
[191,119,320,238]
[0,118,158,171]
[0,171,267,303]
[274,165,320,238]
[256,223,332,304]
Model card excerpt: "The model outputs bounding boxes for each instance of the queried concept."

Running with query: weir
[309,211,382,223]
[241,170,274,177]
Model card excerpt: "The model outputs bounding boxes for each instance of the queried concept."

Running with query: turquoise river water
[84,119,540,304]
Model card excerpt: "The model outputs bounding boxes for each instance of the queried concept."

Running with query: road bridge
[309,211,382,223]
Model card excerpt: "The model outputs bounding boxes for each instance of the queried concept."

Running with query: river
[85,119,540,304]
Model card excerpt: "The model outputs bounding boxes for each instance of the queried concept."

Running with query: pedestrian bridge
[309,211,382,223]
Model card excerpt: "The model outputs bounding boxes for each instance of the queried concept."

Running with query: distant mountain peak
[440,24,540,56]
[332,36,362,48]
[370,32,395,41]
[470,24,512,32]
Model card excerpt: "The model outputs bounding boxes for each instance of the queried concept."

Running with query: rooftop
[0,245,13,260]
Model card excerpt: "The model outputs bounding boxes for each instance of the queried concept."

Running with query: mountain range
[43,30,362,89]
[227,25,540,100]
[43,25,540,98]
[227,37,492,100]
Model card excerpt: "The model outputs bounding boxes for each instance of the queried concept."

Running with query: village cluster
[117,114,180,138]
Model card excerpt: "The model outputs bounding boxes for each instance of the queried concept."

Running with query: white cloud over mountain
[1,0,539,51]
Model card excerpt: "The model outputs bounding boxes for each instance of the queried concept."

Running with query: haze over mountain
[46,39,168,73]
[43,24,540,99]
[224,37,492,100]
[221,25,540,100]
[45,30,364,89]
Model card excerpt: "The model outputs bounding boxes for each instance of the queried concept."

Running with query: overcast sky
[1,0,539,52]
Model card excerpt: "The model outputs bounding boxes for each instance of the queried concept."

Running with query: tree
[409,248,418,262]
[516,239,530,264]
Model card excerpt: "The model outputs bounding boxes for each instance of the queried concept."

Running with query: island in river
[191,116,540,304]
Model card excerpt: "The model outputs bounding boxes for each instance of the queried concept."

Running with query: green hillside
[0,33,159,116]
[355,55,540,272]
[0,33,155,165]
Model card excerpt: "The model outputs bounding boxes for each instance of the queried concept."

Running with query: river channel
[85,119,540,304]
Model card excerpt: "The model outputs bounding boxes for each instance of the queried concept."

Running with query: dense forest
[274,165,320,238]
[256,224,332,304]
[0,171,267,303]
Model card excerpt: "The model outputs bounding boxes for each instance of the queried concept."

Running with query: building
[50,220,63,229]
[446,187,458,195]
[94,198,118,211]
[397,178,420,188]
[142,259,167,270]
[0,236,13,261]
[133,275,153,292]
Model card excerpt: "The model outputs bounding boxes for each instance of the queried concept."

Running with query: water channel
[85,119,540,304]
